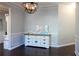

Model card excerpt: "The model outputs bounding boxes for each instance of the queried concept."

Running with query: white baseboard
[4,32,24,50]
[58,42,75,47]
[51,42,75,48]
[75,49,79,56]
[50,44,59,47]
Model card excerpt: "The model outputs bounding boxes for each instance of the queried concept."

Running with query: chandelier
[23,2,38,14]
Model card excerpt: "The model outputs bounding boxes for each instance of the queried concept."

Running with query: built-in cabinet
[25,34,51,48]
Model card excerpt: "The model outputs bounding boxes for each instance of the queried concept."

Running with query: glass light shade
[23,2,38,14]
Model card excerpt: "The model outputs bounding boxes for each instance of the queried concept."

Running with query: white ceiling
[9,2,58,9]
[0,2,58,14]
[38,2,58,7]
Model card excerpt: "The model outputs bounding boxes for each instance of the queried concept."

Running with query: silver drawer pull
[28,38,30,40]
[27,41,30,43]
[43,42,46,44]
[35,41,38,43]
[43,39,46,41]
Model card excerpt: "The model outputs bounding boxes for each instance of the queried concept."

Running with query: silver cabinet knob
[27,41,30,43]
[43,42,46,44]
[35,41,38,43]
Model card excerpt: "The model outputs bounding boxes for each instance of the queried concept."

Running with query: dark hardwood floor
[0,44,75,56]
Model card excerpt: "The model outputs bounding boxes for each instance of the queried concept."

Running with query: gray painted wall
[10,5,25,33]
[75,3,79,56]
[2,2,75,47]
[1,3,25,50]
[76,3,79,36]
[24,3,75,47]
[24,5,58,47]
[2,3,25,34]
[58,3,75,46]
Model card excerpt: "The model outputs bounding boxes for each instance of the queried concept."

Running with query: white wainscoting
[51,33,75,48]
[4,32,25,50]
[50,33,58,47]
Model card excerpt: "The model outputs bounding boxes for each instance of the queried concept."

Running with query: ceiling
[9,2,58,9]
[0,2,58,14]
[38,2,58,7]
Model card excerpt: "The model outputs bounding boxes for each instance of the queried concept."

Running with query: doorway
[0,4,9,46]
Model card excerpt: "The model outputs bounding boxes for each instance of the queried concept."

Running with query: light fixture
[23,2,38,14]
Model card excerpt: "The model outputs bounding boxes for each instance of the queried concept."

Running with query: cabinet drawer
[40,42,49,48]
[25,38,33,46]
[32,39,41,47]
[24,35,50,48]
[25,35,28,38]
